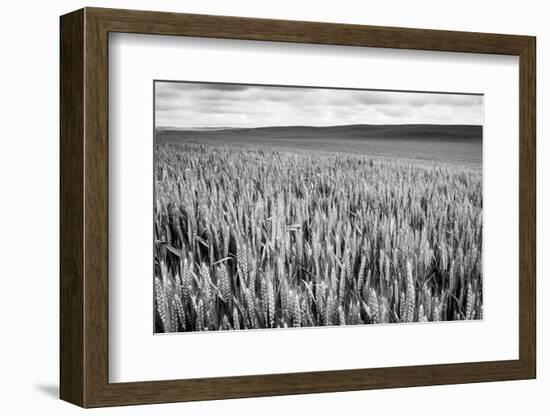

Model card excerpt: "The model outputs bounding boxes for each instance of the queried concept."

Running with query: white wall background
[0,0,545,414]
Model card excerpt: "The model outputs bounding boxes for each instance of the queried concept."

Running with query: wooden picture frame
[60,7,536,408]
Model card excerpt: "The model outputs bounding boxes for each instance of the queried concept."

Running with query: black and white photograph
[153,81,483,333]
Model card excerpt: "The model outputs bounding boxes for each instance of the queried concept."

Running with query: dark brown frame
[60,7,536,408]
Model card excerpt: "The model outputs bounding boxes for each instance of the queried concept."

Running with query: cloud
[406,93,483,107]
[155,81,483,128]
[376,105,414,118]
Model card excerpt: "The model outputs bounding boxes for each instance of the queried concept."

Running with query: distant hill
[155,124,482,167]
[156,124,482,143]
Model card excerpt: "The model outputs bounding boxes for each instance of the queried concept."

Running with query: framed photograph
[60,7,536,408]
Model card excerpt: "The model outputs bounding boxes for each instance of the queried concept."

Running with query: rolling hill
[155,124,482,167]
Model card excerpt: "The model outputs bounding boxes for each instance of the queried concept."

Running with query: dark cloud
[155,81,483,128]
[353,93,398,106]
[191,83,250,92]
[156,82,249,93]
[155,88,181,100]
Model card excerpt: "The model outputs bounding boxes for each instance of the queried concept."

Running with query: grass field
[153,125,483,333]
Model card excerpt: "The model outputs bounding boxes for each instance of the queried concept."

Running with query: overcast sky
[155,82,483,128]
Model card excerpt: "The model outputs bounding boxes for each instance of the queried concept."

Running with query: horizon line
[155,122,483,130]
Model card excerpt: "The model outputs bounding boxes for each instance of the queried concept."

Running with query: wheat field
[153,140,482,333]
